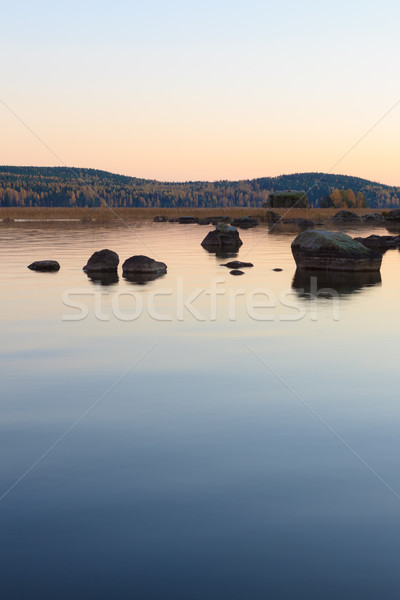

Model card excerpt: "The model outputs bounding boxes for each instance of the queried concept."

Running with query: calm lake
[1,221,400,599]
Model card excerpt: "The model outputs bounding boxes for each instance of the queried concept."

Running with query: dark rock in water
[179,216,199,224]
[220,261,253,268]
[354,234,400,249]
[83,249,119,272]
[291,230,382,272]
[362,213,384,222]
[201,223,243,252]
[154,215,168,222]
[273,268,283,272]
[283,218,314,228]
[168,218,180,223]
[231,216,260,229]
[384,209,400,221]
[28,260,60,272]
[230,269,244,275]
[198,218,213,225]
[122,255,167,274]
[292,268,382,298]
[123,272,165,285]
[333,210,361,222]
[85,270,119,286]
[212,215,230,223]
[265,209,281,224]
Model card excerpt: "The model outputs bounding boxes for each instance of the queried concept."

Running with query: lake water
[1,221,400,599]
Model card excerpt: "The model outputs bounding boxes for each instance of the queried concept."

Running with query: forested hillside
[0,166,398,209]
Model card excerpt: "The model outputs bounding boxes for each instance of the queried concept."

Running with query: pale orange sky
[1,0,400,186]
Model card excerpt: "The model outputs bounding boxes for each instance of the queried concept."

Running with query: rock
[28,260,60,272]
[198,218,213,225]
[179,216,199,224]
[354,234,400,249]
[168,218,180,223]
[154,216,168,222]
[291,230,382,272]
[122,255,167,275]
[384,209,400,221]
[230,269,244,275]
[332,210,361,222]
[220,261,253,268]
[231,216,260,229]
[265,210,281,224]
[83,249,119,272]
[362,213,384,222]
[283,218,314,228]
[201,224,243,252]
[273,268,283,272]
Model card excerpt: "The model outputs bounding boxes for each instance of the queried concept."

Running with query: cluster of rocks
[82,249,167,283]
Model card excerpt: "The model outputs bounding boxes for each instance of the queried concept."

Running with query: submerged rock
[273,268,283,272]
[201,224,243,252]
[122,255,167,275]
[220,260,253,268]
[230,269,244,275]
[28,260,60,272]
[291,230,382,272]
[333,210,361,222]
[83,249,119,272]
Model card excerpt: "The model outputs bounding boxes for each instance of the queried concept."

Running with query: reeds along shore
[0,206,385,225]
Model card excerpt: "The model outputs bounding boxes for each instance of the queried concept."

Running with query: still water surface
[1,222,400,599]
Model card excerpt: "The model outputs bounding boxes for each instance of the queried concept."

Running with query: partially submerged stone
[154,216,168,222]
[28,260,60,272]
[231,216,260,229]
[122,255,167,274]
[333,210,361,221]
[220,261,253,269]
[291,230,382,272]
[354,234,400,250]
[179,216,199,224]
[83,249,119,272]
[230,269,244,275]
[201,224,243,252]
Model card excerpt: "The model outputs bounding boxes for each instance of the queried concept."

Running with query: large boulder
[201,223,243,252]
[231,216,260,229]
[291,230,382,272]
[122,255,167,275]
[83,249,119,272]
[28,260,60,272]
[333,210,361,222]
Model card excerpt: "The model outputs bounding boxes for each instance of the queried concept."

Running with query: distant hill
[0,166,398,209]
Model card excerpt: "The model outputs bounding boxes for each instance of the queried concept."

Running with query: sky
[1,0,400,184]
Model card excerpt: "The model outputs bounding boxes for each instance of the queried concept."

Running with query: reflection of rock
[123,272,165,285]
[354,234,400,249]
[83,249,119,272]
[333,210,361,222]
[220,261,253,268]
[28,260,60,272]
[122,255,167,275]
[201,223,243,252]
[85,270,119,286]
[291,230,382,272]
[292,268,382,297]
[231,216,259,229]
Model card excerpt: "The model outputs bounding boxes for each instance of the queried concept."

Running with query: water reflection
[85,270,119,286]
[292,269,382,298]
[123,272,166,285]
